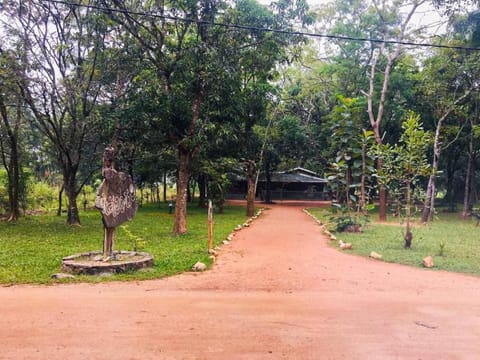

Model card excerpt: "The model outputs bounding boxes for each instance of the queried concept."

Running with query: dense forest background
[0,0,479,233]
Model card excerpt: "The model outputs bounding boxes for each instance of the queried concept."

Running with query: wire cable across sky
[42,0,480,52]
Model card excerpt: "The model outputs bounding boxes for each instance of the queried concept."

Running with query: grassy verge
[307,207,480,276]
[0,203,250,285]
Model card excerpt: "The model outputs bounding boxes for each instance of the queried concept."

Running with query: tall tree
[277,50,336,172]
[103,0,234,234]
[318,0,433,220]
[10,0,108,225]
[228,0,312,216]
[0,50,24,221]
[462,112,480,217]
[105,0,313,226]
[432,0,479,17]
[418,41,478,222]
[362,0,429,221]
[373,112,431,248]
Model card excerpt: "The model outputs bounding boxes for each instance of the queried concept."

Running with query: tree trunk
[64,172,81,226]
[187,177,193,203]
[379,185,387,221]
[264,161,272,204]
[363,4,421,221]
[163,172,167,202]
[57,184,64,217]
[472,158,478,203]
[462,134,474,218]
[462,155,473,219]
[190,179,197,202]
[422,90,472,222]
[217,187,225,214]
[422,136,440,223]
[445,157,458,212]
[367,89,388,221]
[187,179,191,203]
[422,174,436,223]
[173,147,190,235]
[0,96,21,222]
[197,173,207,208]
[6,141,20,222]
[359,138,367,215]
[246,160,256,217]
[365,47,390,222]
[66,192,80,225]
[172,86,203,233]
[376,157,387,221]
[345,166,351,209]
[404,179,412,249]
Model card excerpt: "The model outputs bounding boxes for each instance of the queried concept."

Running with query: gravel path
[1,202,480,359]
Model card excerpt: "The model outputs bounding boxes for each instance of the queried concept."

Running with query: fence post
[208,200,213,252]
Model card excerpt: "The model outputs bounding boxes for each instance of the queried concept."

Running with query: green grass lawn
[307,207,480,276]
[0,203,250,285]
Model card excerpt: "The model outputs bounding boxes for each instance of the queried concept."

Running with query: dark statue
[95,147,137,260]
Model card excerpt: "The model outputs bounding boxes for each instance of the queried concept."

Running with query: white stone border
[303,209,353,251]
[194,208,266,271]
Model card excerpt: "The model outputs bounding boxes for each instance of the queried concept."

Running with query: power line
[42,0,480,52]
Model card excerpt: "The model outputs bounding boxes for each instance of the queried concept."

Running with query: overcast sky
[259,0,449,37]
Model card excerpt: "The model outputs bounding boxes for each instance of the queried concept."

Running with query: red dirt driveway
[1,202,480,359]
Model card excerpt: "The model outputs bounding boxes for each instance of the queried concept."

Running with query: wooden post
[208,200,213,252]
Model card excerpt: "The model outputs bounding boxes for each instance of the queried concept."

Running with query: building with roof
[226,167,329,201]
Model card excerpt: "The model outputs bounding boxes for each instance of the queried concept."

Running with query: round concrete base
[62,251,153,275]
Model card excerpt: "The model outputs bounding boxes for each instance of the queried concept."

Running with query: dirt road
[1,202,480,359]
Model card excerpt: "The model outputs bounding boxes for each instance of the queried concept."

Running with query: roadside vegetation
[308,206,480,276]
[0,204,249,285]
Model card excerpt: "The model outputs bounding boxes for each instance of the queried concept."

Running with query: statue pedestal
[60,146,151,277]
[61,251,153,275]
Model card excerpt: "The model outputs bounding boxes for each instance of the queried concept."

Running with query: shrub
[28,181,57,211]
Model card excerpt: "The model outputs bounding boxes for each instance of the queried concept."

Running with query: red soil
[1,201,480,359]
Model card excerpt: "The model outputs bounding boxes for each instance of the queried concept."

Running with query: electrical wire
[40,0,480,52]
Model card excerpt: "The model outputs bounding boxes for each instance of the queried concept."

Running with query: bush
[329,202,368,232]
[28,181,57,211]
[333,214,362,232]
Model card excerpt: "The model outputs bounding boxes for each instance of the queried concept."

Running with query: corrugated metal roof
[259,168,328,184]
[228,167,328,184]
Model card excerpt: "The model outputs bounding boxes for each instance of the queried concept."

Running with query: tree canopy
[0,0,479,236]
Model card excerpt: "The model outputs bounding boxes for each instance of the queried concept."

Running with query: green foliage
[27,182,57,211]
[0,203,249,284]
[119,224,146,252]
[438,240,446,256]
[0,174,103,216]
[0,167,35,215]
[371,112,431,207]
[273,115,309,160]
[198,157,237,212]
[333,215,358,232]
[207,174,230,212]
[329,202,370,232]
[327,98,376,214]
[370,112,431,246]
